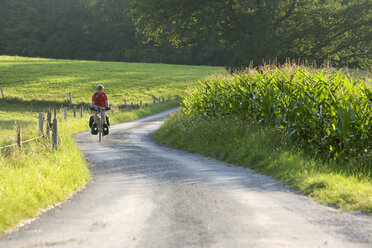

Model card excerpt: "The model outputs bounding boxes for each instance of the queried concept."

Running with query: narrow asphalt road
[1,108,371,248]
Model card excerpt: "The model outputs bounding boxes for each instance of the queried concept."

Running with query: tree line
[0,0,371,68]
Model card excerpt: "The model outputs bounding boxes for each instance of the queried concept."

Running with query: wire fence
[0,136,14,142]
[0,109,57,154]
[24,144,51,157]
[0,88,165,108]
[0,132,44,150]
[0,94,166,157]
[0,143,18,150]
[21,135,44,144]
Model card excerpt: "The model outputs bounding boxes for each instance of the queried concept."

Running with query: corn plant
[181,66,371,163]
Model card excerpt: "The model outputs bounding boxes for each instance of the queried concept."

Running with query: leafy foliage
[129,0,372,68]
[181,65,371,164]
[0,0,370,67]
[0,0,228,65]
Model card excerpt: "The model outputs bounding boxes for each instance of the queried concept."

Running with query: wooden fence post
[64,107,67,120]
[131,102,133,109]
[69,92,72,104]
[73,106,77,118]
[0,88,4,100]
[152,95,161,104]
[124,99,127,109]
[140,100,142,108]
[116,104,119,110]
[47,109,52,137]
[17,126,21,150]
[53,109,58,149]
[39,111,44,136]
[80,106,83,118]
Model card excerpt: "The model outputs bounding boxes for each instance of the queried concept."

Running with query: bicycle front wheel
[98,119,102,142]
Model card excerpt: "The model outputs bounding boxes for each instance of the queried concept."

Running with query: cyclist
[91,84,109,134]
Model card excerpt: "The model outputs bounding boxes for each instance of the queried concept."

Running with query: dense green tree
[0,0,370,68]
[79,0,135,60]
[129,0,372,68]
[0,0,215,64]
[0,0,10,54]
[1,0,86,58]
[282,0,372,68]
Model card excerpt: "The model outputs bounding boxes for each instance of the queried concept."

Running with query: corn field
[181,66,371,163]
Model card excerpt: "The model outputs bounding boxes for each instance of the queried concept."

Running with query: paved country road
[1,108,371,248]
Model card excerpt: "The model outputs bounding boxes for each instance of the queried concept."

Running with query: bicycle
[90,106,110,142]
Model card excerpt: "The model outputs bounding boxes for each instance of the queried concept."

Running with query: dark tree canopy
[129,0,372,68]
[0,0,370,68]
[0,0,212,65]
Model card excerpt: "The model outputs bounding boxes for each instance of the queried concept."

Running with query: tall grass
[181,65,371,168]
[154,112,372,212]
[0,126,91,232]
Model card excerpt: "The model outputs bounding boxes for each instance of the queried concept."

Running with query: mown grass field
[0,55,223,139]
[0,56,223,233]
[0,56,221,102]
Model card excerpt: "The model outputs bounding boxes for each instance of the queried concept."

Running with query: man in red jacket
[91,84,109,134]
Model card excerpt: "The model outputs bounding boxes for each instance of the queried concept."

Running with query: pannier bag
[91,123,98,135]
[89,116,94,128]
[103,124,109,135]
[90,115,109,127]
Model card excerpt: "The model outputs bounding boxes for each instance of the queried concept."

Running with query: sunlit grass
[0,131,91,232]
[0,56,223,139]
[0,56,222,104]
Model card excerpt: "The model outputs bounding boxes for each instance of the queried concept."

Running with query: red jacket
[92,91,108,107]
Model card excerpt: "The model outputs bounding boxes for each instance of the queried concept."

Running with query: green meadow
[0,56,220,102]
[0,55,223,139]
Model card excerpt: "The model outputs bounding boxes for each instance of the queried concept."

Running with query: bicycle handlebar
[90,106,110,111]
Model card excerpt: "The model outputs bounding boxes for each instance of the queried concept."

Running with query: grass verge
[153,112,372,213]
[0,131,91,233]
